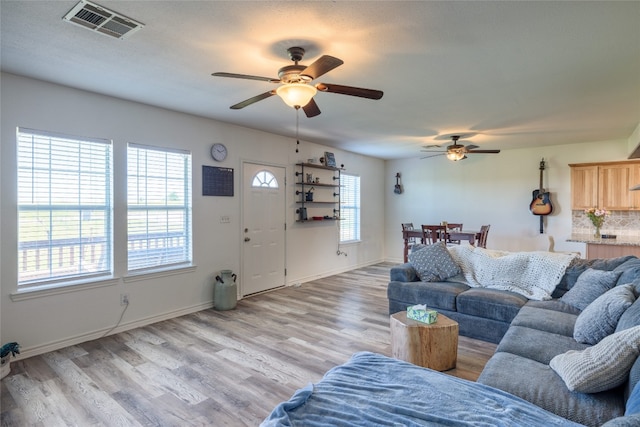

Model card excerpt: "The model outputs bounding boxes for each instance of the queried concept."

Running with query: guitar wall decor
[394,173,403,194]
[530,158,553,233]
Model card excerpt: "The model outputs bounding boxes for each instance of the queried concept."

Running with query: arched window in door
[252,170,279,188]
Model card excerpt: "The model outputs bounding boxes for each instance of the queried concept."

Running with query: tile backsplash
[572,210,640,237]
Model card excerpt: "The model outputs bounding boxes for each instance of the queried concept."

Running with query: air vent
[63,0,144,39]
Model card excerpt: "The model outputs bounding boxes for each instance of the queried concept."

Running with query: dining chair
[422,225,447,245]
[477,225,490,248]
[402,223,421,258]
[445,223,463,245]
[402,223,420,242]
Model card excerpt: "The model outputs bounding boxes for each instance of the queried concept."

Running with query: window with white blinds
[17,128,113,286]
[127,143,192,272]
[340,173,361,243]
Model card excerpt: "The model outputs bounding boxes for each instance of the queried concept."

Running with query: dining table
[402,229,481,262]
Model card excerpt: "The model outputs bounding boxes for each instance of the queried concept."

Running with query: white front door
[241,162,286,296]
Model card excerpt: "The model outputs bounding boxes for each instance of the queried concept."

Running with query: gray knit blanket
[448,246,578,300]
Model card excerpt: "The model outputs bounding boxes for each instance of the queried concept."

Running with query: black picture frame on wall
[324,152,336,167]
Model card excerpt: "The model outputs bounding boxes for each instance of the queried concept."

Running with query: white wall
[384,140,629,263]
[628,122,640,157]
[0,73,385,357]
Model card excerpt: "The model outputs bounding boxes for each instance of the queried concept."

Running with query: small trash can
[214,270,237,310]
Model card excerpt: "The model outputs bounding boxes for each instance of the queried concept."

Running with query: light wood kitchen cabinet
[570,160,640,210]
[570,165,598,209]
[599,163,640,210]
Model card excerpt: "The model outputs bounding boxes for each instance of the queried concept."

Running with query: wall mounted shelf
[295,163,341,223]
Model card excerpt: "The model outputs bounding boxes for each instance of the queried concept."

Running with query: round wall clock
[211,143,227,162]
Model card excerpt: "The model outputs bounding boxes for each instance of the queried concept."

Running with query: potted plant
[1,342,20,379]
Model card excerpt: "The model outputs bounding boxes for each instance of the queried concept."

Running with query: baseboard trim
[15,301,214,360]
[15,261,393,359]
[289,259,385,286]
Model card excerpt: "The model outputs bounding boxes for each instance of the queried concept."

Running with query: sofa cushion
[555,256,636,296]
[389,263,419,282]
[510,306,578,337]
[589,293,640,405]
[496,325,589,364]
[561,268,622,310]
[478,352,625,426]
[450,312,512,344]
[456,288,527,323]
[408,242,461,282]
[525,299,582,315]
[550,325,640,393]
[574,284,636,345]
[386,280,469,312]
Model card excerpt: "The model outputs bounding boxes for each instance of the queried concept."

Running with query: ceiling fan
[421,135,501,161]
[212,47,383,118]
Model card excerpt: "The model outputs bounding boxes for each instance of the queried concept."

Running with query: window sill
[123,264,197,283]
[11,276,119,302]
[340,240,361,245]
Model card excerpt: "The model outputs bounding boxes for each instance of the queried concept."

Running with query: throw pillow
[549,325,640,393]
[627,379,640,415]
[618,292,640,333]
[408,242,461,282]
[573,284,637,345]
[560,268,622,311]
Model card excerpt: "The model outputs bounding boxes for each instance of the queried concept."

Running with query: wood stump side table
[390,311,459,371]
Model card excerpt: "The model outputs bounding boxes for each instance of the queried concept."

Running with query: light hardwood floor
[1,263,496,426]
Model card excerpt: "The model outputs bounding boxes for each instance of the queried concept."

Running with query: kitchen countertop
[568,234,640,246]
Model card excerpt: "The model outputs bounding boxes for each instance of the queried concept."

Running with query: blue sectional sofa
[387,253,640,426]
[387,255,636,343]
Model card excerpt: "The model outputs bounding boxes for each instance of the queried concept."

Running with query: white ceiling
[1,1,639,159]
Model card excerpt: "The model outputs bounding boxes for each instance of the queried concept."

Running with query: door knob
[244,237,251,242]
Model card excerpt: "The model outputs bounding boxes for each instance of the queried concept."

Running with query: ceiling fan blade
[212,72,280,83]
[316,83,383,100]
[421,153,446,159]
[301,55,344,80]
[464,145,479,151]
[420,150,445,153]
[467,149,501,154]
[230,91,276,109]
[302,98,321,118]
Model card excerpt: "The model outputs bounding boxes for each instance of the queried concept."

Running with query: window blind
[340,173,361,242]
[127,143,192,272]
[17,128,113,286]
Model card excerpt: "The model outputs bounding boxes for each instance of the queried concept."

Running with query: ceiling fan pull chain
[295,106,300,153]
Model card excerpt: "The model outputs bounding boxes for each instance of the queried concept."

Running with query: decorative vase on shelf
[594,226,601,238]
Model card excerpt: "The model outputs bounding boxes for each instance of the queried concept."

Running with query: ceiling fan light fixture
[276,83,317,108]
[447,151,465,161]
[446,145,465,161]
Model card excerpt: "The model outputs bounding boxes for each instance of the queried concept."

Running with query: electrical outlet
[220,215,230,223]
[120,293,129,306]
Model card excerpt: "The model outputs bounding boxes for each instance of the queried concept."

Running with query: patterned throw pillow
[409,242,461,282]
[550,325,640,393]
[573,284,636,345]
[560,268,622,311]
